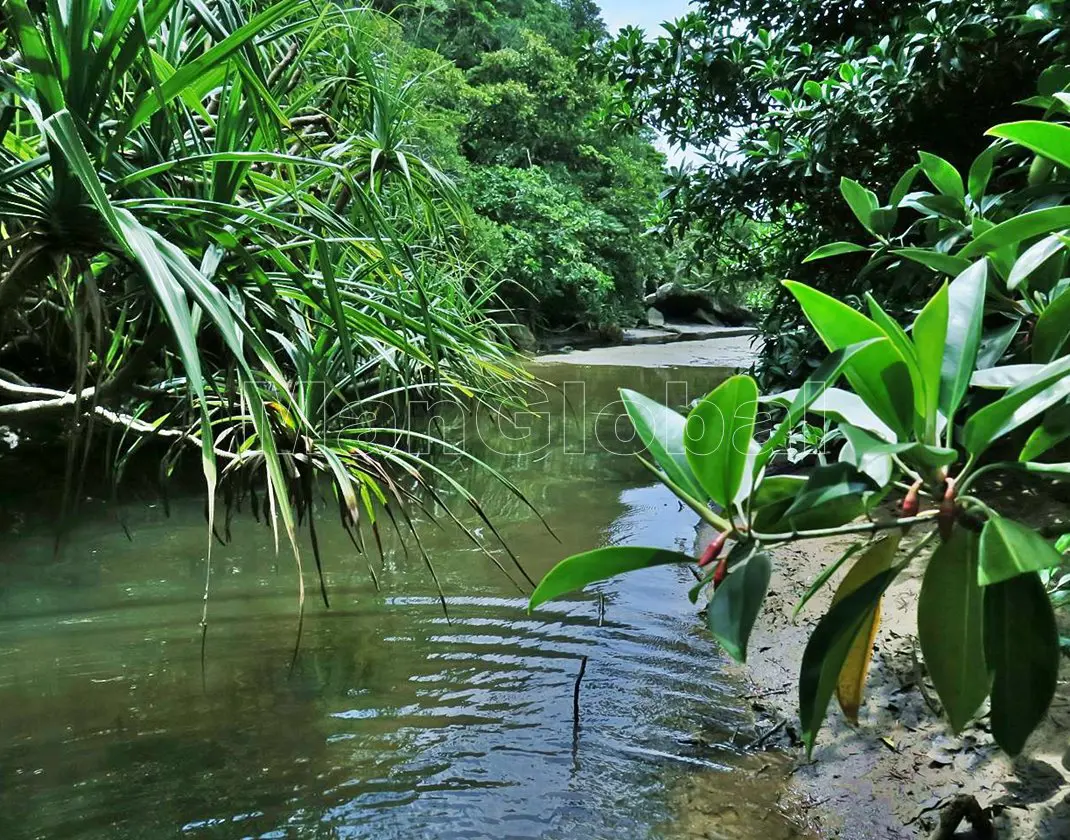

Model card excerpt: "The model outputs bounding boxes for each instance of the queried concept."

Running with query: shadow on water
[0,363,815,839]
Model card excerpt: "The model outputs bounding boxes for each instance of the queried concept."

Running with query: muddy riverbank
[546,335,1070,840]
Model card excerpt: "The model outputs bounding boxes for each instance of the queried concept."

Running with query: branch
[752,510,940,544]
[0,325,168,422]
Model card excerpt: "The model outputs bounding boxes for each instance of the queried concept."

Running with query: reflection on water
[0,363,813,839]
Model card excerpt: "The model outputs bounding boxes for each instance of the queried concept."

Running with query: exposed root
[928,795,994,840]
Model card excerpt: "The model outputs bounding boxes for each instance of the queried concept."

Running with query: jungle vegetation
[534,0,1070,759]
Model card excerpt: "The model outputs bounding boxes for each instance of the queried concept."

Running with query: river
[0,358,811,839]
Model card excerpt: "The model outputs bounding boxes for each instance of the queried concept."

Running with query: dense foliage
[375,0,672,330]
[595,0,1067,379]
[0,0,544,619]
[533,102,1070,755]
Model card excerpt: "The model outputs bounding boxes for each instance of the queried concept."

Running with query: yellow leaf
[831,535,901,723]
[837,599,882,723]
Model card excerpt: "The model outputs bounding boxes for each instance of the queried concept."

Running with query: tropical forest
[3,1,1070,837]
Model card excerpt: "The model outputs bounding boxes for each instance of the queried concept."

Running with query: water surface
[0,363,811,839]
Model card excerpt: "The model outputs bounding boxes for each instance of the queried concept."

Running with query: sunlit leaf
[529,547,695,611]
[988,120,1070,170]
[756,339,886,475]
[941,260,987,421]
[918,151,965,203]
[1034,285,1070,362]
[892,248,970,276]
[912,281,948,440]
[621,388,706,501]
[840,177,880,234]
[1021,399,1070,461]
[803,241,869,262]
[783,281,913,437]
[963,355,1070,455]
[685,376,759,510]
[959,207,1070,259]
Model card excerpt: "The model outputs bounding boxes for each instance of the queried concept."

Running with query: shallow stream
[0,362,811,839]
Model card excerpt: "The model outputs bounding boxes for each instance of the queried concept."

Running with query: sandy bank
[534,334,762,369]
[696,517,1070,840]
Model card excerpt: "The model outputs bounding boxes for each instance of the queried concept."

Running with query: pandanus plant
[530,119,1070,757]
[0,0,534,633]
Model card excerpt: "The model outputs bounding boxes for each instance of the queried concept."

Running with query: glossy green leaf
[764,387,894,441]
[840,177,880,234]
[621,388,706,501]
[708,551,772,663]
[913,282,949,439]
[919,151,965,203]
[984,572,1059,756]
[866,293,925,434]
[839,437,892,487]
[753,475,809,508]
[803,241,869,262]
[968,144,998,204]
[750,476,807,532]
[976,320,1023,370]
[971,364,1045,389]
[941,260,987,420]
[918,528,988,732]
[869,206,898,237]
[979,516,1065,586]
[890,164,921,207]
[893,248,971,276]
[529,546,695,611]
[784,281,913,437]
[839,424,957,469]
[959,207,1070,259]
[685,376,759,510]
[755,339,886,475]
[783,462,879,531]
[1008,233,1066,291]
[1021,399,1070,461]
[1034,286,1070,362]
[799,563,902,756]
[988,120,1070,170]
[1020,461,1070,479]
[963,355,1070,456]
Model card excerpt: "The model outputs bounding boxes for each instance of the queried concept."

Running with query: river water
[0,362,812,839]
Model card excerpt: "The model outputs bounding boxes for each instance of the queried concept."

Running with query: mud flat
[700,517,1070,840]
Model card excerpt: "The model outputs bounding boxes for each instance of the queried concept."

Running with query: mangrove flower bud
[900,480,922,518]
[698,531,728,568]
[938,478,957,541]
[713,555,729,590]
